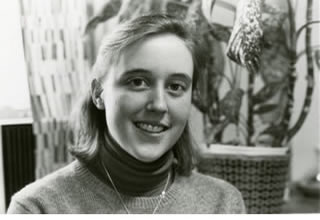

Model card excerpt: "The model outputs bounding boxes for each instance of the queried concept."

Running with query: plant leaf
[253,104,278,114]
[253,83,283,105]
[220,88,244,123]
[226,0,263,73]
[260,124,287,147]
[117,0,144,22]
[204,119,230,143]
[84,0,122,35]
[165,0,189,20]
[192,88,207,113]
[209,23,231,43]
[257,88,288,124]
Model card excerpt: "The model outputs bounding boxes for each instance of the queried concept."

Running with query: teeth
[136,123,165,133]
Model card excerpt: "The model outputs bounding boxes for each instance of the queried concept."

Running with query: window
[0,1,31,120]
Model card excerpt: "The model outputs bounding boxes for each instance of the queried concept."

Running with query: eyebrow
[169,73,192,83]
[121,68,151,76]
[120,68,192,83]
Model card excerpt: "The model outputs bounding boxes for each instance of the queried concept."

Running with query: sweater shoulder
[176,171,246,213]
[188,171,240,194]
[11,161,78,202]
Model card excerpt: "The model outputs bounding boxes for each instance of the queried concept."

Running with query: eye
[127,78,149,90]
[169,84,183,91]
[167,82,186,96]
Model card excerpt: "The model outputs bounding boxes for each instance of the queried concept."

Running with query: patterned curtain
[19,0,99,178]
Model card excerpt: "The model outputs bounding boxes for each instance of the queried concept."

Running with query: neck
[90,130,174,196]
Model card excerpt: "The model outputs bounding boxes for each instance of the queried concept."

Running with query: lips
[134,122,169,133]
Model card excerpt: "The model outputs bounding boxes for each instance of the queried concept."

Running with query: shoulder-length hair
[69,14,205,176]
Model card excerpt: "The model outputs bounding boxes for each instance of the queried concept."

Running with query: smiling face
[99,34,194,162]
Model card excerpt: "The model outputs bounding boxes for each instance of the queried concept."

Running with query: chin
[133,147,168,163]
[135,153,162,163]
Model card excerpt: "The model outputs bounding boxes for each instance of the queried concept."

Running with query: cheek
[169,93,192,124]
[104,91,146,120]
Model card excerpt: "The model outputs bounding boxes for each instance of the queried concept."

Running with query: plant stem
[296,20,320,41]
[203,114,210,147]
[247,69,255,146]
[286,0,315,143]
[287,0,296,48]
[273,0,297,147]
[296,44,320,60]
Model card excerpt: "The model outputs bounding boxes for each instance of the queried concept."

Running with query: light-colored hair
[69,14,205,175]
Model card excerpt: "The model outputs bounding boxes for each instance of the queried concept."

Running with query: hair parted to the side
[68,14,206,176]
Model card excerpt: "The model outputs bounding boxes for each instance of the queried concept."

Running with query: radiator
[0,119,36,212]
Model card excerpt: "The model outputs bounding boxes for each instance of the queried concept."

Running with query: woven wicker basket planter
[197,145,290,214]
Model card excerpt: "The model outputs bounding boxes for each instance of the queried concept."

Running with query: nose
[146,87,168,113]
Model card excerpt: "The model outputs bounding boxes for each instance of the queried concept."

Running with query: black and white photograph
[0,0,319,215]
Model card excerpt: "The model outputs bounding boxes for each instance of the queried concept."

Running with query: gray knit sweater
[7,160,246,214]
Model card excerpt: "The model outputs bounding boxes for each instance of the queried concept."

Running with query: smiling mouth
[134,122,169,133]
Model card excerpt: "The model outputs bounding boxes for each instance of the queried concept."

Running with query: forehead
[112,34,194,78]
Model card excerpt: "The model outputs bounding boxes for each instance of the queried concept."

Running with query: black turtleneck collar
[91,130,174,196]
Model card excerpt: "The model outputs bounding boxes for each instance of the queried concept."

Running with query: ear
[91,79,105,110]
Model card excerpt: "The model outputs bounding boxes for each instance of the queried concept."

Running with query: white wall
[0,0,30,110]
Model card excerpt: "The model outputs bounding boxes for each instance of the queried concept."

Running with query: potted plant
[192,0,319,213]
[83,0,319,213]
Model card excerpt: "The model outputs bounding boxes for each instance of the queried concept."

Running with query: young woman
[7,14,246,214]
